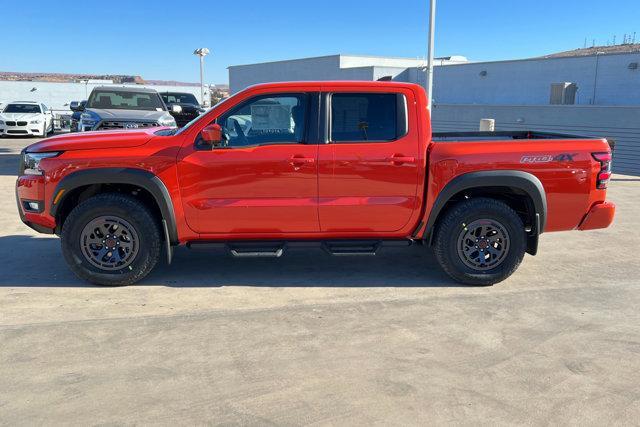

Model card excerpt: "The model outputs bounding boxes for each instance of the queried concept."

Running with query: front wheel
[433,198,526,286]
[61,193,161,286]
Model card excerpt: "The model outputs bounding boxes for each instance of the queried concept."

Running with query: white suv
[0,101,53,137]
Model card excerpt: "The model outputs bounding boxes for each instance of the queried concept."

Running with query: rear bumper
[578,201,616,231]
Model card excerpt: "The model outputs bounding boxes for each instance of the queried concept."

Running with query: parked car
[0,101,53,137]
[69,100,86,132]
[159,92,205,127]
[74,86,177,131]
[16,81,615,286]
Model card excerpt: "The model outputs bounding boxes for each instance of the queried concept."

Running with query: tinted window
[87,90,164,111]
[330,93,401,142]
[162,93,199,105]
[4,104,41,113]
[217,94,307,147]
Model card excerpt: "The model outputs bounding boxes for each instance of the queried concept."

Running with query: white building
[228,49,640,106]
[228,54,468,94]
[0,81,206,113]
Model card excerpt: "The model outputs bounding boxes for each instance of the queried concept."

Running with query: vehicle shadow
[0,235,461,288]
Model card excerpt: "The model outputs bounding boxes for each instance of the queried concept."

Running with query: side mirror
[171,104,182,114]
[70,101,80,112]
[201,123,224,146]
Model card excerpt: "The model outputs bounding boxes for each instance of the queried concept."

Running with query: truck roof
[244,80,424,91]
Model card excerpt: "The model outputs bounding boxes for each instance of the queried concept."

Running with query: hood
[1,112,43,121]
[26,127,163,152]
[86,108,169,120]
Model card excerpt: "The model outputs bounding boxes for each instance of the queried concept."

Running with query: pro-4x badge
[520,153,577,163]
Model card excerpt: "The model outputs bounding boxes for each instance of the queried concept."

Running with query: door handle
[385,155,416,165]
[289,155,315,166]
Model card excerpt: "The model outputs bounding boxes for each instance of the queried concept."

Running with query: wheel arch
[423,170,547,255]
[50,168,178,244]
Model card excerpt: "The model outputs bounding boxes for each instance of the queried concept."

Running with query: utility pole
[193,48,210,106]
[426,0,436,110]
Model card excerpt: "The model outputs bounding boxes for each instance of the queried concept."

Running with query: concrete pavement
[1,136,639,425]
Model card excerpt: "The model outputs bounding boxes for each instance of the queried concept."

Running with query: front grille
[17,121,27,126]
[8,130,28,134]
[5,121,16,126]
[96,121,159,130]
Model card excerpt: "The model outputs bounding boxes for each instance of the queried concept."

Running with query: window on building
[330,93,405,142]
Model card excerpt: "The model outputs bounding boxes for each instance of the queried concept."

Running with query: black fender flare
[50,168,178,244]
[423,170,547,253]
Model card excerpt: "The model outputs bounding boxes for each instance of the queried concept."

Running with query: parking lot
[1,135,639,424]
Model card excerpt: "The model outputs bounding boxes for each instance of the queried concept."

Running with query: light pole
[79,79,88,99]
[193,48,210,106]
[426,0,436,110]
[591,51,604,105]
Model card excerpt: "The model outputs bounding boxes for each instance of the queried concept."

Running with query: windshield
[4,104,41,113]
[161,93,199,105]
[86,90,165,111]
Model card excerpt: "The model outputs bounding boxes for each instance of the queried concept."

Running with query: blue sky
[2,0,639,83]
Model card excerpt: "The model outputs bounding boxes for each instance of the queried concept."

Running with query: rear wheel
[61,193,161,286]
[433,198,526,286]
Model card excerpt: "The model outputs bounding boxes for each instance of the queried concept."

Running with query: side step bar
[187,239,413,258]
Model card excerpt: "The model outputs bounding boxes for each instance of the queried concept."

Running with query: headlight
[158,116,177,127]
[0,120,4,125]
[30,119,42,124]
[21,152,61,176]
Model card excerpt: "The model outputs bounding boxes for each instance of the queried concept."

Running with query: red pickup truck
[16,81,615,286]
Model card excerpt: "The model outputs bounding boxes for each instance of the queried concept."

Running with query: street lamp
[193,48,210,106]
[425,0,436,110]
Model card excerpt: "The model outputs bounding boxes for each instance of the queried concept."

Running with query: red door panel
[178,144,319,234]
[318,88,421,233]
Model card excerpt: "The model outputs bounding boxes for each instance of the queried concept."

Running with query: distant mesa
[0,71,228,88]
[0,71,145,84]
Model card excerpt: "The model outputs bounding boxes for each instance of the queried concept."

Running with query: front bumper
[578,201,616,231]
[16,176,56,234]
[1,124,45,136]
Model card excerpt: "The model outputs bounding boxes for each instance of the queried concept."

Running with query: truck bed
[433,130,592,142]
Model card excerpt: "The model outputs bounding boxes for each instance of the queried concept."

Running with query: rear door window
[330,93,406,142]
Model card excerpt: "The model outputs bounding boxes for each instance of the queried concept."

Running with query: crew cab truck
[16,81,615,286]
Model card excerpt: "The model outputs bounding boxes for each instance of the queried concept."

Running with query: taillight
[592,152,612,189]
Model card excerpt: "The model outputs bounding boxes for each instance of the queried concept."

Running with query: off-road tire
[61,193,161,286]
[433,197,526,286]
